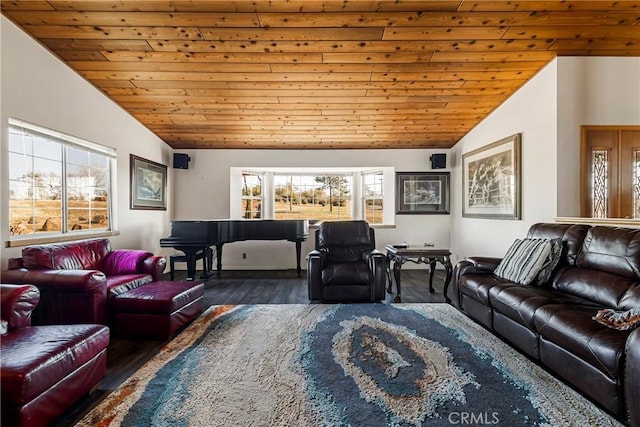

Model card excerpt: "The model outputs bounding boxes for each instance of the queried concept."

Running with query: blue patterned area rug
[79,304,621,426]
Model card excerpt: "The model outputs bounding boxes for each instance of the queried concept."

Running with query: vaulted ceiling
[2,1,639,149]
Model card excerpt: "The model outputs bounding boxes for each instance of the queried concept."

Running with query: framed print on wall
[462,133,521,220]
[396,172,450,214]
[130,154,167,210]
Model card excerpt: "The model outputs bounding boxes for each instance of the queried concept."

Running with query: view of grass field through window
[8,121,112,237]
[241,171,383,223]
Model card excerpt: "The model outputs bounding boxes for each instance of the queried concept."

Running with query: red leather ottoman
[112,280,204,339]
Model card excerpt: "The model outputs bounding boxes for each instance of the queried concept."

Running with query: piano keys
[160,219,309,280]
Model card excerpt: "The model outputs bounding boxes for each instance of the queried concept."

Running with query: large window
[274,174,353,221]
[232,167,394,225]
[8,118,115,239]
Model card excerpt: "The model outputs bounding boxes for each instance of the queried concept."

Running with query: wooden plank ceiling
[2,1,640,149]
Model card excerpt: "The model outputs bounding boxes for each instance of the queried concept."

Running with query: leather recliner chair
[307,220,386,302]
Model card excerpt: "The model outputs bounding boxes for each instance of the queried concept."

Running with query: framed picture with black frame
[130,154,167,210]
[462,133,521,219]
[395,172,450,214]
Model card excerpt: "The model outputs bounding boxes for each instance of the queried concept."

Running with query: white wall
[449,56,640,262]
[1,17,174,266]
[556,57,640,216]
[449,60,559,262]
[173,149,452,269]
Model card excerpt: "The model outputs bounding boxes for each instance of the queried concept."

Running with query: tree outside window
[274,175,352,221]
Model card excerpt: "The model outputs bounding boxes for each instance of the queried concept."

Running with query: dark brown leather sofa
[307,220,386,302]
[454,223,640,425]
[1,284,109,426]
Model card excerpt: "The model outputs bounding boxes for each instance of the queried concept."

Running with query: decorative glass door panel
[581,126,640,219]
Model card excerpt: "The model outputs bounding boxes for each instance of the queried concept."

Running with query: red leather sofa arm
[143,255,167,282]
[0,284,40,330]
[1,269,108,325]
[7,257,24,270]
[1,268,107,293]
[626,328,640,427]
[102,250,166,282]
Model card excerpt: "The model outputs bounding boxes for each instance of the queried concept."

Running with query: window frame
[7,118,117,243]
[240,171,264,219]
[362,169,385,224]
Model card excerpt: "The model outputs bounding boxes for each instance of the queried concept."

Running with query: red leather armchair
[1,238,166,325]
[1,284,110,427]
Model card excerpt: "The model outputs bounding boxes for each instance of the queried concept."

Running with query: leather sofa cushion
[1,324,109,405]
[324,246,371,263]
[553,266,637,309]
[577,226,640,279]
[112,281,204,314]
[458,273,513,305]
[620,284,640,310]
[22,238,110,270]
[534,304,630,381]
[489,285,556,330]
[317,221,372,263]
[102,249,152,276]
[107,274,153,299]
[321,262,370,286]
[527,223,590,267]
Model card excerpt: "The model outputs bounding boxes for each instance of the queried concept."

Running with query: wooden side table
[385,244,453,303]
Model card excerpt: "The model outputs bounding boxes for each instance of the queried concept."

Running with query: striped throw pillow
[494,238,552,285]
[534,238,563,286]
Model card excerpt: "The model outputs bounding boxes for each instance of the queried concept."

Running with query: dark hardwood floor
[54,268,449,426]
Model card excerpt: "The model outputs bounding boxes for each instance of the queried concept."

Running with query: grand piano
[160,219,309,280]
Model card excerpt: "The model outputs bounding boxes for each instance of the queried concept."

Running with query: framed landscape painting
[396,172,450,214]
[462,133,521,220]
[130,154,167,210]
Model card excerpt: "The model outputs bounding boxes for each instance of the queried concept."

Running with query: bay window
[232,167,394,225]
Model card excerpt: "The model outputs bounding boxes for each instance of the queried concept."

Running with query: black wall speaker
[430,153,447,169]
[173,153,190,169]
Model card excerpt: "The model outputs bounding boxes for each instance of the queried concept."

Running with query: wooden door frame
[580,125,640,218]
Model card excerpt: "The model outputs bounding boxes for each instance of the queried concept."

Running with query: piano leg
[215,243,224,273]
[205,246,215,275]
[295,240,302,277]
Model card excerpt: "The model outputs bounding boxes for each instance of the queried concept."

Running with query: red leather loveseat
[1,284,109,426]
[1,238,166,325]
[455,223,640,426]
